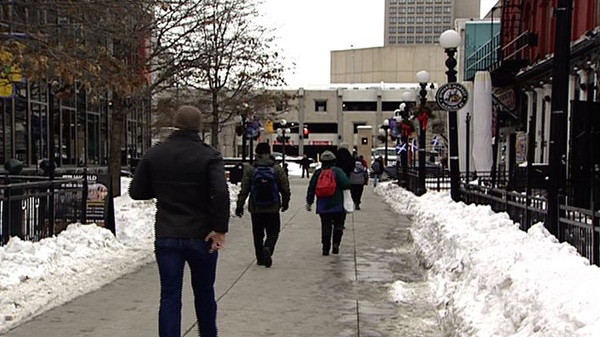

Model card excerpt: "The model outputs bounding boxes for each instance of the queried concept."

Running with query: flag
[431,135,440,147]
[410,139,418,152]
[396,142,407,154]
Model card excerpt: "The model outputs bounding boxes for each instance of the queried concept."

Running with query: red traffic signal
[303,127,309,138]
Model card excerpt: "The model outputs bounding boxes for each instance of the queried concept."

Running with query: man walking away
[300,154,311,178]
[305,151,351,256]
[349,160,368,210]
[129,105,229,337]
[372,156,385,187]
[236,142,291,268]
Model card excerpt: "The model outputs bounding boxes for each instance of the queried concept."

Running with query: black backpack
[251,166,279,206]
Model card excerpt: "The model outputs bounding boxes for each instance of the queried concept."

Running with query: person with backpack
[349,160,369,210]
[372,155,385,187]
[235,142,291,268]
[305,150,351,256]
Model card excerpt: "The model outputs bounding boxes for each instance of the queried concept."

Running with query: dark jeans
[319,212,346,252]
[301,167,310,178]
[250,212,281,262]
[155,238,219,337]
[350,184,365,206]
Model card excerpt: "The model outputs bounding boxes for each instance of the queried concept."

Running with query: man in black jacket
[235,142,291,268]
[129,105,229,337]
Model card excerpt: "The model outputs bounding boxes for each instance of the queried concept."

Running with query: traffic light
[303,126,309,139]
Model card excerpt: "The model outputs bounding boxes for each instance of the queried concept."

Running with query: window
[399,17,406,24]
[390,6,397,14]
[407,36,415,43]
[425,6,433,13]
[417,6,424,13]
[388,36,397,44]
[434,26,443,33]
[389,26,397,34]
[399,7,406,13]
[389,16,397,23]
[425,17,433,23]
[415,36,424,43]
[416,17,424,23]
[444,6,452,13]
[416,26,423,33]
[443,16,451,23]
[342,101,377,111]
[407,27,415,33]
[407,17,414,24]
[407,7,415,14]
[425,26,432,33]
[434,16,442,23]
[424,36,433,43]
[314,100,327,112]
[398,26,406,33]
[398,36,406,43]
[390,0,397,3]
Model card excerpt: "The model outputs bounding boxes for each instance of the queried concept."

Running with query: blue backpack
[251,166,279,206]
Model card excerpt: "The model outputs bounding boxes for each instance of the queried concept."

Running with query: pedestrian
[129,105,230,337]
[335,142,355,179]
[358,155,369,169]
[372,156,385,187]
[235,142,291,268]
[300,154,311,178]
[305,150,351,256]
[349,160,368,210]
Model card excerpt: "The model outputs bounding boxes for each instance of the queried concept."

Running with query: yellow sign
[0,78,13,97]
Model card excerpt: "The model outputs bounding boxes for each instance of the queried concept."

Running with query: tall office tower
[384,0,480,45]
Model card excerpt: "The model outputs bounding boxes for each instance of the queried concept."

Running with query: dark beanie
[174,105,200,132]
[255,142,271,155]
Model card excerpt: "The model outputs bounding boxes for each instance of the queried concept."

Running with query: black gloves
[235,206,244,218]
[281,203,289,212]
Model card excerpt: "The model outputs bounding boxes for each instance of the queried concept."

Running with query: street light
[399,91,413,187]
[439,29,462,202]
[276,119,291,167]
[415,70,431,196]
[379,119,390,166]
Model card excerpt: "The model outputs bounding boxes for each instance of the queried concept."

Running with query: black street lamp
[439,29,462,202]
[379,119,390,166]
[415,70,431,196]
[276,119,291,168]
[398,91,413,187]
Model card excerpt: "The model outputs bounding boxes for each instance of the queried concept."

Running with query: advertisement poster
[515,132,528,164]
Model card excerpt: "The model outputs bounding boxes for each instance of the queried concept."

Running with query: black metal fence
[402,170,600,266]
[0,175,85,245]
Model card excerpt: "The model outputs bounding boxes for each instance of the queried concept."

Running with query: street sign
[435,83,469,111]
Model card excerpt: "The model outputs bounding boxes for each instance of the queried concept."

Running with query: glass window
[415,36,424,43]
[434,16,442,23]
[398,36,406,43]
[407,7,415,13]
[389,36,397,44]
[390,0,397,3]
[390,16,397,23]
[417,6,424,13]
[443,16,451,23]
[444,6,452,13]
[399,17,406,23]
[425,17,433,23]
[424,36,433,43]
[425,6,433,13]
[399,7,406,13]
[390,6,397,13]
[407,36,415,43]
[407,17,414,23]
[315,100,327,112]
[416,26,423,33]
[389,26,397,34]
[435,7,442,13]
[434,26,443,33]
[398,26,406,33]
[416,17,424,23]
[425,26,432,33]
[407,26,415,33]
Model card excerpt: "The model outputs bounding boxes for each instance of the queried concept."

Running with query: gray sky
[260,0,496,88]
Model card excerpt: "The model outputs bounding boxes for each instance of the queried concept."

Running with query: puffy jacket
[129,130,230,239]
[236,154,291,213]
[306,162,350,214]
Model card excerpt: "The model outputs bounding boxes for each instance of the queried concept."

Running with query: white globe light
[280,119,287,126]
[378,128,386,136]
[416,70,431,83]
[383,118,390,127]
[439,29,461,49]
[401,91,413,102]
[285,128,291,134]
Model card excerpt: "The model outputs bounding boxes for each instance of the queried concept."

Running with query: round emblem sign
[435,83,469,111]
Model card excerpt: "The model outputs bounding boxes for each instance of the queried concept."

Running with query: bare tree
[0,0,218,195]
[182,0,289,149]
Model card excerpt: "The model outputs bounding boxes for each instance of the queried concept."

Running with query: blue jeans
[373,174,381,187]
[155,238,219,337]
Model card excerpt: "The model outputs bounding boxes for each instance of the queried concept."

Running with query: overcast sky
[259,0,497,88]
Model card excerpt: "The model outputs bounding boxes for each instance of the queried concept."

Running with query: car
[371,147,398,166]
[373,161,446,180]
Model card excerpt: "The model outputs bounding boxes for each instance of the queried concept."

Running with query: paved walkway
[3,177,442,337]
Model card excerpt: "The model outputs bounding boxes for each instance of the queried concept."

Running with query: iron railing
[0,175,85,245]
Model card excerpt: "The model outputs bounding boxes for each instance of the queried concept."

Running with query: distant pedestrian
[305,150,351,256]
[349,160,368,210]
[129,105,229,337]
[335,143,355,179]
[372,156,385,187]
[236,142,291,268]
[358,155,369,169]
[300,154,311,178]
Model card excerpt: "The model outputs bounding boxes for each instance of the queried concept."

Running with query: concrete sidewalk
[3,177,442,337]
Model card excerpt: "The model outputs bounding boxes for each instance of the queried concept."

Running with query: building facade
[384,0,479,46]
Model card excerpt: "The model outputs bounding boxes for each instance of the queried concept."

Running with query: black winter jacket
[129,130,230,239]
[236,154,291,214]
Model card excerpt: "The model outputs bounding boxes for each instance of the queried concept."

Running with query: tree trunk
[109,99,126,197]
[210,91,220,150]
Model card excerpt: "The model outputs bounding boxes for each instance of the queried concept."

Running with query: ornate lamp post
[439,29,462,202]
[415,70,431,196]
[276,119,291,167]
[379,119,390,166]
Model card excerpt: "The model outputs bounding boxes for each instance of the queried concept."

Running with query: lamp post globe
[415,70,431,196]
[401,91,413,103]
[416,70,431,84]
[439,29,461,49]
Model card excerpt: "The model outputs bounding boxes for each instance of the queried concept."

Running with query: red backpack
[315,168,337,197]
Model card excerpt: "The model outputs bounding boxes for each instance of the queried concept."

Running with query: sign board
[435,83,469,111]
[309,140,333,145]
